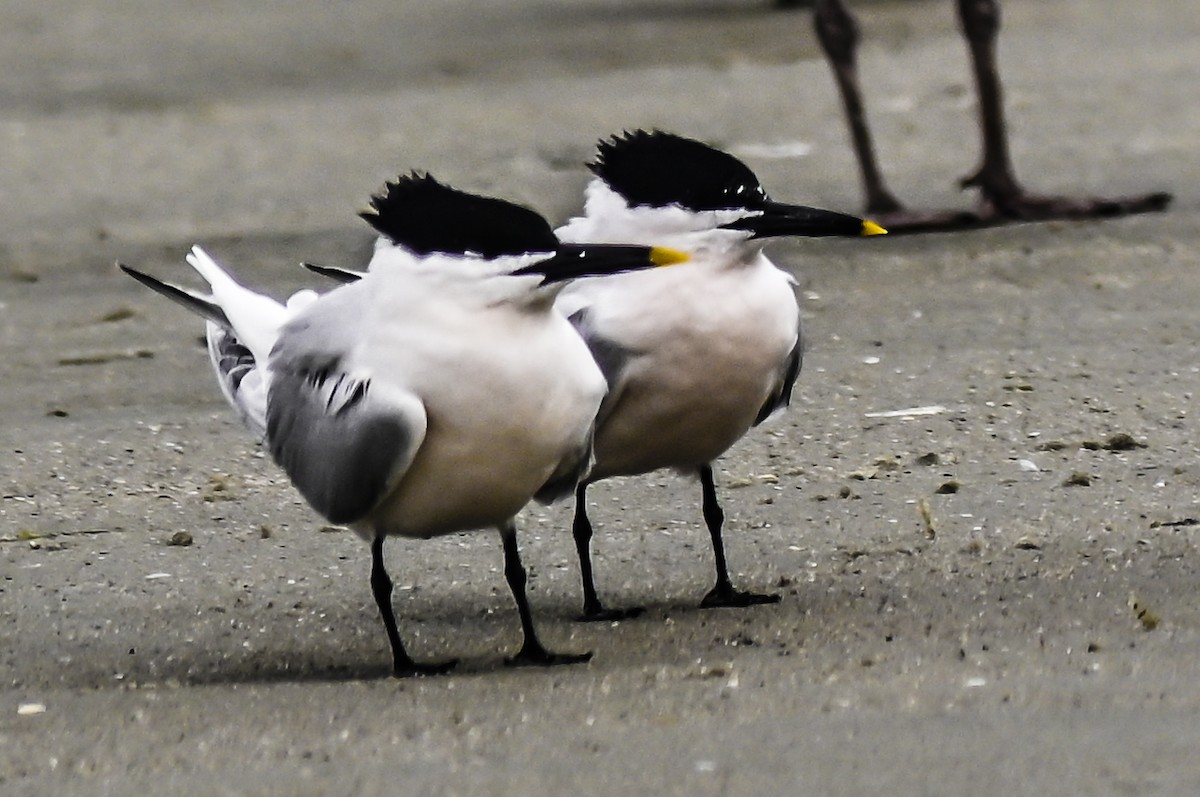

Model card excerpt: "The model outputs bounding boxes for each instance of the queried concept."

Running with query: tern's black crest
[360,173,559,259]
[590,130,769,212]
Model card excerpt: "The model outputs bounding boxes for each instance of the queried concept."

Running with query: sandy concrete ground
[2,0,1200,794]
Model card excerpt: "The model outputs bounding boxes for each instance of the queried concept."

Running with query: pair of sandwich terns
[123,130,884,676]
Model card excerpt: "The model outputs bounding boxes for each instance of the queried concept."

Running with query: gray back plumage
[266,367,420,524]
[567,306,638,429]
[206,323,267,437]
[263,284,427,525]
[753,327,803,426]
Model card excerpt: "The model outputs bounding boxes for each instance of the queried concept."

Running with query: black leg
[814,0,900,215]
[370,535,455,677]
[573,482,645,622]
[698,465,780,609]
[500,522,592,667]
[956,0,1171,220]
[814,0,980,232]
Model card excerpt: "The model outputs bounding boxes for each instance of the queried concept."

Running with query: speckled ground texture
[2,0,1199,794]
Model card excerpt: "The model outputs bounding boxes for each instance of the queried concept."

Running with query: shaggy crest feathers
[589,130,769,213]
[360,173,559,259]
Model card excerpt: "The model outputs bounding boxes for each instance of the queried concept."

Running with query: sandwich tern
[121,173,686,675]
[554,130,885,619]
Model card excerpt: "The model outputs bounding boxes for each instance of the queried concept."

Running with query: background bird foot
[973,189,1173,222]
[505,645,593,668]
[866,206,985,234]
[700,584,781,609]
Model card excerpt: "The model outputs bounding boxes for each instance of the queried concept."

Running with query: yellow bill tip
[650,246,690,267]
[861,220,888,236]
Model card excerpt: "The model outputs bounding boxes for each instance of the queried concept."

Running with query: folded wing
[265,287,427,524]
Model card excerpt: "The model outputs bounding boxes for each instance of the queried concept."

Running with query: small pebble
[1104,433,1144,451]
[99,307,137,323]
[1063,472,1092,487]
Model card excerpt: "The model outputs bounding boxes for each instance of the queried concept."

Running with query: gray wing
[119,264,230,327]
[119,263,270,436]
[265,287,427,525]
[207,321,269,437]
[567,307,638,429]
[753,322,803,426]
[302,262,364,284]
[528,307,635,503]
[533,427,594,505]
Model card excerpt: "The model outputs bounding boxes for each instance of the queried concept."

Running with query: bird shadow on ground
[51,595,780,689]
[179,659,398,686]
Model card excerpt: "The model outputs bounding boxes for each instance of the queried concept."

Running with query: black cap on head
[589,130,769,213]
[360,173,558,258]
[590,130,885,240]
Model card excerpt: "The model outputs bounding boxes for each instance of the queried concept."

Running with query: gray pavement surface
[2,0,1200,794]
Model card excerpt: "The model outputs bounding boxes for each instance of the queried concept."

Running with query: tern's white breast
[363,288,605,537]
[563,253,799,478]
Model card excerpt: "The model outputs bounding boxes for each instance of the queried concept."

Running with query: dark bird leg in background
[370,535,456,677]
[573,482,646,622]
[813,0,979,231]
[811,0,1171,233]
[698,464,780,609]
[955,0,1171,221]
[500,521,593,667]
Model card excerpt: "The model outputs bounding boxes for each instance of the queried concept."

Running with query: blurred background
[1,0,1187,279]
[3,3,1199,794]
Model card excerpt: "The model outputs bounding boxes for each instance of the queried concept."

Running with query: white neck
[556,180,761,266]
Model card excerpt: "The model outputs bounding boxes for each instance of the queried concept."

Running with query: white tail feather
[205,321,269,438]
[184,246,298,439]
[185,246,288,367]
